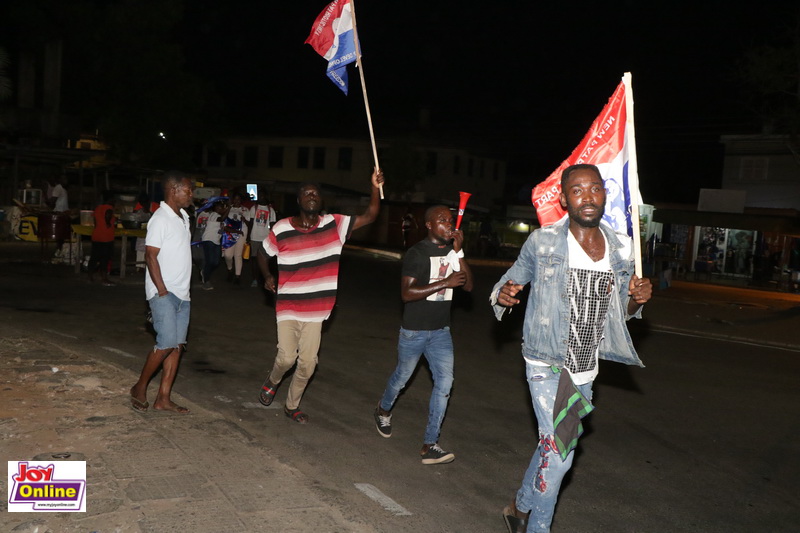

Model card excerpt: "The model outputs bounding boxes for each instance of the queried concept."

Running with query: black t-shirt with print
[401,239,454,331]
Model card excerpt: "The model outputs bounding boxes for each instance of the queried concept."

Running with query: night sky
[181,0,797,205]
[5,1,798,205]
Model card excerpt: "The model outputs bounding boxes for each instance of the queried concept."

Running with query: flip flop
[259,379,278,406]
[284,407,309,424]
[130,396,149,412]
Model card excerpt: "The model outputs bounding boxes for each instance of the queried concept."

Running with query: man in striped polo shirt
[256,168,385,424]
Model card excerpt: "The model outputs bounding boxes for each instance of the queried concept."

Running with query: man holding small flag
[492,75,652,533]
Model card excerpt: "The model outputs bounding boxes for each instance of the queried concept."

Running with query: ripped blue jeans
[516,362,594,533]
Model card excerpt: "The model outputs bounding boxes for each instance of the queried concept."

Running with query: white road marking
[101,347,136,359]
[42,328,78,339]
[354,483,412,516]
[652,326,800,353]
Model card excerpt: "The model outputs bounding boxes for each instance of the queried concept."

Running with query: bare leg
[152,345,189,413]
[130,347,177,409]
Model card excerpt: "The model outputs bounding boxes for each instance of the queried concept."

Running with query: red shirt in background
[92,204,116,242]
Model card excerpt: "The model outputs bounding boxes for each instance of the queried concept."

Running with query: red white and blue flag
[305,0,358,94]
[531,75,642,236]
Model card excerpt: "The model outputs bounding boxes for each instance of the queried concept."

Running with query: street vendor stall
[71,224,146,279]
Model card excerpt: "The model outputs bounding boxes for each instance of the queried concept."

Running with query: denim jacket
[491,216,644,368]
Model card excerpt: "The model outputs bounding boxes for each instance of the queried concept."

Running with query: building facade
[199,135,506,213]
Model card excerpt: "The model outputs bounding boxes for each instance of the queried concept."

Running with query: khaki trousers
[270,320,323,410]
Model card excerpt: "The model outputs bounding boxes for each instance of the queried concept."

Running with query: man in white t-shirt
[247,187,276,287]
[491,164,652,533]
[50,176,69,213]
[130,171,194,414]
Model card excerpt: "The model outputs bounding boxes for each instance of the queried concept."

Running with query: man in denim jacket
[492,164,652,533]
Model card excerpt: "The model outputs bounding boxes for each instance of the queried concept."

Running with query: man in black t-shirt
[373,205,474,464]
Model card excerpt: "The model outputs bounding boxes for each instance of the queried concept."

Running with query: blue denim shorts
[148,292,190,350]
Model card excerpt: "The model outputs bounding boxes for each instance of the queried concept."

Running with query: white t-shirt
[145,202,192,301]
[201,212,222,244]
[52,184,69,212]
[248,204,276,242]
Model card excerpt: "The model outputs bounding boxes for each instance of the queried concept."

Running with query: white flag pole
[623,72,643,278]
[349,0,384,199]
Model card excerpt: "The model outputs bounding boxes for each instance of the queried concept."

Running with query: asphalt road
[3,245,799,532]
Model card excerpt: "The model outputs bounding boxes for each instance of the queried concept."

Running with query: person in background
[222,192,250,285]
[247,186,277,288]
[88,191,116,286]
[130,171,194,414]
[50,175,69,213]
[401,210,418,249]
[134,193,159,272]
[199,200,226,290]
[49,175,71,255]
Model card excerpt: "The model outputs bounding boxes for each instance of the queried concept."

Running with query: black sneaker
[420,443,454,465]
[374,407,392,438]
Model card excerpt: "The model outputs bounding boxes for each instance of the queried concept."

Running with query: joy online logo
[8,461,86,512]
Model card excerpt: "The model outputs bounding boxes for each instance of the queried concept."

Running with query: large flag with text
[305,0,358,94]
[531,77,642,236]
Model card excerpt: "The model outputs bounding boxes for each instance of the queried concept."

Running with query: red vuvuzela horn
[455,191,472,230]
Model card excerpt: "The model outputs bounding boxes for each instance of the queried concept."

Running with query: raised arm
[352,168,385,231]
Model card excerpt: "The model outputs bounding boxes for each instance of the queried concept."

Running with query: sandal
[502,500,529,533]
[130,396,149,412]
[259,379,278,406]
[284,407,309,424]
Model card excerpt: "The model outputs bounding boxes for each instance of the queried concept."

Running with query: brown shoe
[502,499,529,533]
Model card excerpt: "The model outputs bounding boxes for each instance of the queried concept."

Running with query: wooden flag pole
[623,72,643,278]
[349,0,384,199]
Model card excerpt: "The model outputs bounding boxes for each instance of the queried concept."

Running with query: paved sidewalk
[0,323,375,533]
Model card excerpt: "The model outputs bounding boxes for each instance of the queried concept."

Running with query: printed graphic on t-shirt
[427,256,453,302]
[566,268,613,374]
[196,213,209,231]
[255,208,269,226]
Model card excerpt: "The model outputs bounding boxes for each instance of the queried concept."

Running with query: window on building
[313,147,326,169]
[467,158,474,177]
[426,151,437,175]
[243,146,259,168]
[225,149,236,167]
[493,161,500,181]
[268,146,284,169]
[453,155,461,175]
[338,147,353,171]
[207,149,221,167]
[479,159,485,179]
[740,157,768,181]
[297,147,310,169]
